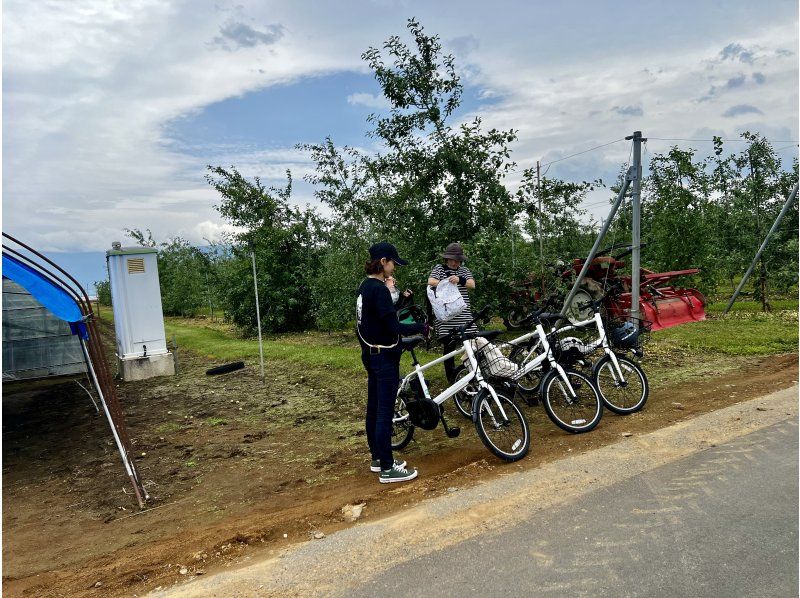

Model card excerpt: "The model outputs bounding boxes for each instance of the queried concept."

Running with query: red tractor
[505,243,707,331]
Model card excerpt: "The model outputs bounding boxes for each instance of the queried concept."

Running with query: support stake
[724,182,798,314]
[251,250,265,381]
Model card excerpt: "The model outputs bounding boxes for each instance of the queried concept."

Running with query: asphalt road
[353,418,799,598]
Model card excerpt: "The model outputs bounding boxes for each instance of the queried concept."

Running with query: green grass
[652,310,798,356]
[155,422,181,434]
[705,299,798,313]
[162,317,447,379]
[206,417,228,427]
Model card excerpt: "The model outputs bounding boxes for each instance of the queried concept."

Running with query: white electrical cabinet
[107,244,174,380]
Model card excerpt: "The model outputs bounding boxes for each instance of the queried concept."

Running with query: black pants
[442,339,459,383]
[361,349,401,471]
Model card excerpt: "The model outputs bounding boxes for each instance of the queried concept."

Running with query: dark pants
[442,339,459,383]
[362,349,401,470]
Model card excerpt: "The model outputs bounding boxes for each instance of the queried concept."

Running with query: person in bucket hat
[357,242,426,483]
[427,242,477,382]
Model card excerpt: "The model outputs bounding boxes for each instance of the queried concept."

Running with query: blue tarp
[2,253,88,339]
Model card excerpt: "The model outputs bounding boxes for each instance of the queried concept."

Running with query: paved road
[353,418,799,598]
[157,386,798,598]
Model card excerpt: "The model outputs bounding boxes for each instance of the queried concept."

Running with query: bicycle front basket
[475,340,520,380]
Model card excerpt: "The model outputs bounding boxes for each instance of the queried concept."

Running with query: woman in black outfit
[357,242,426,483]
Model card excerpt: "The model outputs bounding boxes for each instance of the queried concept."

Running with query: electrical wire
[648,137,799,143]
[539,138,627,170]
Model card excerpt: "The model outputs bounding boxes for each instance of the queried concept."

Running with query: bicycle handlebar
[441,305,492,343]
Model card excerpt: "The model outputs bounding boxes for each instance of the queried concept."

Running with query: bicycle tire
[592,354,649,414]
[391,396,415,450]
[474,390,530,462]
[509,345,543,400]
[452,365,478,418]
[541,368,603,433]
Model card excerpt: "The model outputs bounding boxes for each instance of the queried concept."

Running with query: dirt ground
[2,328,797,597]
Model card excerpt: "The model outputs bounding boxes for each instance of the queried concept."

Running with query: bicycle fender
[471,386,499,423]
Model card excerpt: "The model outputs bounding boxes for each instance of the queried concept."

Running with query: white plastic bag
[469,337,519,378]
[427,279,467,323]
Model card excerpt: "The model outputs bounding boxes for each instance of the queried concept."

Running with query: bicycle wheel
[509,345,543,403]
[592,354,649,414]
[452,365,479,418]
[391,396,415,450]
[474,390,530,462]
[541,368,603,433]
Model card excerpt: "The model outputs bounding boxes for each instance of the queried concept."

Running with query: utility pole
[627,131,645,328]
[250,250,265,382]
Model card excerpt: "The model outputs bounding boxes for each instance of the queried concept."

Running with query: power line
[539,138,627,169]
[648,137,799,143]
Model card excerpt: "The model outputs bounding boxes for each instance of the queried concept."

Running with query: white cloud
[346,92,391,109]
[3,2,797,251]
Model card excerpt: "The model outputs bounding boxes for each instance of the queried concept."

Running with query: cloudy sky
[3,0,798,259]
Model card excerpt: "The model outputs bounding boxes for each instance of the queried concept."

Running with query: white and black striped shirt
[429,264,477,338]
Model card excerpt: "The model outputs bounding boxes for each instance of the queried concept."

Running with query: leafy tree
[125,229,211,317]
[205,167,323,333]
[302,18,520,325]
[94,279,111,305]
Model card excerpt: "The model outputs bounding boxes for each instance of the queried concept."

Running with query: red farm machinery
[505,242,707,332]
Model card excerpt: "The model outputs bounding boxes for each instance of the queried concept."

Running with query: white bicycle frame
[509,312,628,386]
[503,320,579,398]
[396,337,510,422]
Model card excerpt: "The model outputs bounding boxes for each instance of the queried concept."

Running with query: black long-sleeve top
[357,277,424,352]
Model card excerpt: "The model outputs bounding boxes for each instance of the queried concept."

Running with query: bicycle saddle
[464,329,502,341]
[401,335,426,349]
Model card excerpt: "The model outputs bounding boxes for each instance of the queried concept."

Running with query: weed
[156,422,181,434]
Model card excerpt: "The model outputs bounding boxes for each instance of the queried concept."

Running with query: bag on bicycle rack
[427,279,467,323]
[401,377,440,430]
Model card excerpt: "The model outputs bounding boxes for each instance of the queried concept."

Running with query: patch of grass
[706,299,798,313]
[652,310,798,356]
[184,460,198,468]
[156,422,181,434]
[206,417,227,427]
[163,317,447,374]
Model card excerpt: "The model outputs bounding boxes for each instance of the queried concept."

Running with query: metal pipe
[81,338,145,507]
[560,173,633,318]
[251,250,265,381]
[724,182,798,314]
[629,131,645,327]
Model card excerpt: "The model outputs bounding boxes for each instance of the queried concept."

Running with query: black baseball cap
[369,242,408,266]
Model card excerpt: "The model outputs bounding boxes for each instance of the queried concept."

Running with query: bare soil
[2,329,796,597]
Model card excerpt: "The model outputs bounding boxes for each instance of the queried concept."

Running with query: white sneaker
[371,458,407,473]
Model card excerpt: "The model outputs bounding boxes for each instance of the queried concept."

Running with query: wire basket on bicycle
[473,338,520,380]
[605,316,652,352]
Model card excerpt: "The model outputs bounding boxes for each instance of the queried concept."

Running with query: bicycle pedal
[447,427,461,438]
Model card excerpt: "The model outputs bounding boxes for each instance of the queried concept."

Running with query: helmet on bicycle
[609,321,639,349]
[557,336,589,365]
